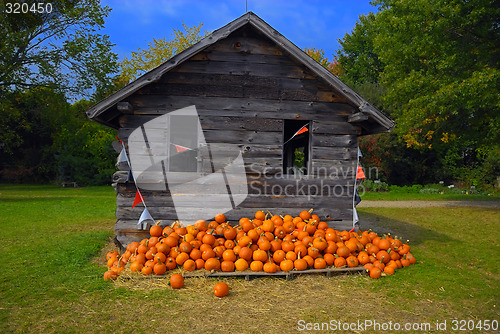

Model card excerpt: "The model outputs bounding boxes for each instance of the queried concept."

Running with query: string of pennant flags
[115,137,154,230]
[115,125,309,229]
[115,127,363,230]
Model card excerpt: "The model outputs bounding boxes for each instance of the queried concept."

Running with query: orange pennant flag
[174,144,191,153]
[356,165,366,180]
[295,125,308,136]
[284,125,309,145]
[132,190,144,208]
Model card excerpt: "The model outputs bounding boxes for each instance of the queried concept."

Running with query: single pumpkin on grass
[170,274,184,289]
[213,282,229,297]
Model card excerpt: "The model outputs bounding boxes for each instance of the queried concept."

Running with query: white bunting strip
[116,137,155,230]
[137,208,154,230]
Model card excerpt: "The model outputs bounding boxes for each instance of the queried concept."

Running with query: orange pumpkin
[221,260,235,272]
[250,260,264,272]
[103,270,117,280]
[234,258,249,271]
[213,282,229,297]
[279,259,294,272]
[153,261,167,275]
[205,258,221,271]
[183,259,196,272]
[170,273,184,289]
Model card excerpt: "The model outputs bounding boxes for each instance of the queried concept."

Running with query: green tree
[0,0,118,98]
[337,0,500,186]
[120,22,208,82]
[371,0,500,152]
[336,13,383,85]
[0,88,69,182]
[54,100,116,185]
[0,89,116,184]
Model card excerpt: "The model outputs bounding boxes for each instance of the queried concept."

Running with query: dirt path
[357,200,500,209]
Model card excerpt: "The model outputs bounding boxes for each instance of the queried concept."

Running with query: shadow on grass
[358,211,455,246]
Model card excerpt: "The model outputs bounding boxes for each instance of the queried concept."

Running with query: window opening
[283,120,310,175]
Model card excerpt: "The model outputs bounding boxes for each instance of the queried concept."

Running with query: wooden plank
[116,190,354,209]
[124,126,282,145]
[115,175,355,197]
[113,171,131,183]
[117,102,133,113]
[190,50,296,65]
[115,196,353,222]
[117,110,347,129]
[114,203,353,221]
[312,120,361,135]
[202,116,282,132]
[135,80,346,103]
[119,115,283,132]
[312,134,358,148]
[125,95,356,120]
[115,203,353,229]
[311,146,357,161]
[203,129,281,145]
[182,266,367,280]
[171,60,316,80]
[241,144,282,158]
[310,160,357,178]
[156,72,348,103]
[348,112,369,123]
[203,33,287,56]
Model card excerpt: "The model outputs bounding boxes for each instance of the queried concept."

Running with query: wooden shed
[86,12,393,248]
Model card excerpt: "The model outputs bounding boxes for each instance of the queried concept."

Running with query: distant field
[0,185,498,333]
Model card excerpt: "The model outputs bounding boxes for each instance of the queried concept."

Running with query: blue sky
[101,0,379,62]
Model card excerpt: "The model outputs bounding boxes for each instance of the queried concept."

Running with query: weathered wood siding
[112,26,361,245]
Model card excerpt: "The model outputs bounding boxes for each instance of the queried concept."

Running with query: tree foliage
[0,0,118,98]
[120,22,208,82]
[304,47,342,76]
[0,0,119,184]
[335,13,382,85]
[337,0,500,187]
[0,88,116,184]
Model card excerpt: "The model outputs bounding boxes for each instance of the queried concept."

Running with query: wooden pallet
[182,266,367,281]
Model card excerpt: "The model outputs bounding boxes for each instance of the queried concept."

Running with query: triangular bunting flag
[173,144,191,153]
[294,125,308,136]
[115,147,130,168]
[284,125,309,145]
[358,147,363,158]
[132,190,144,208]
[137,208,154,229]
[356,165,366,180]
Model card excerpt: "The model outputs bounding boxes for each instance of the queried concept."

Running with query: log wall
[112,26,361,246]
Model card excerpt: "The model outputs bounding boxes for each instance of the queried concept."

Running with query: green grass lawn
[360,190,499,201]
[0,185,499,333]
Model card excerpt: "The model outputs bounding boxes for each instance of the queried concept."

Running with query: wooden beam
[117,102,133,113]
[348,112,369,123]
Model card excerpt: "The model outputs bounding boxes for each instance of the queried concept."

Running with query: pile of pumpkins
[104,210,416,281]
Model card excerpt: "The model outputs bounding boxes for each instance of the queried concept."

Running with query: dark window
[283,120,310,175]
